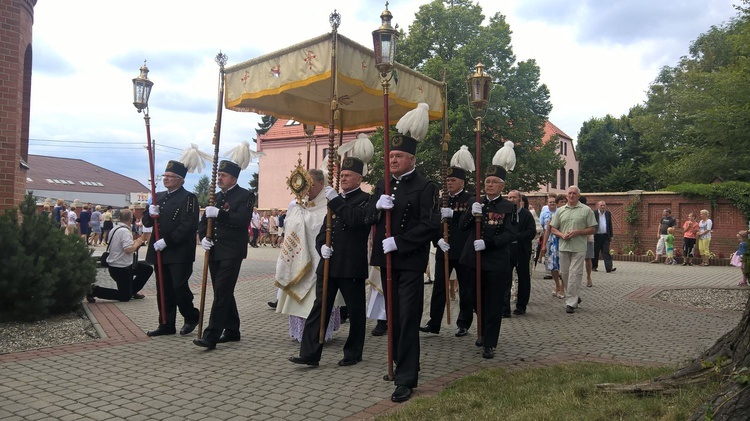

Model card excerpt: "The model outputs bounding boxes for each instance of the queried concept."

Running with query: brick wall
[527,191,748,259]
[0,0,36,210]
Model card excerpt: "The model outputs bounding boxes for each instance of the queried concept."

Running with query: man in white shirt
[250,208,261,248]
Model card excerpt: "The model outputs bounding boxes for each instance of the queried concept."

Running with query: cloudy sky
[28,0,739,192]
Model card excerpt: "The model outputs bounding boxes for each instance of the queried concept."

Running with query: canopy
[224,33,443,129]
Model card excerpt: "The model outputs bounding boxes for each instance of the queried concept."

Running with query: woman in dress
[697,209,713,266]
[542,194,567,298]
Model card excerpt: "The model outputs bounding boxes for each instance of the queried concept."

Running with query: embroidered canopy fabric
[224,33,443,129]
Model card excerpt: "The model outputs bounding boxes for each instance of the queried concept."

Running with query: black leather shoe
[475,337,484,347]
[566,305,575,314]
[391,385,412,402]
[146,327,176,337]
[424,279,433,285]
[455,327,468,337]
[86,283,96,303]
[418,324,439,334]
[217,333,241,343]
[192,338,216,350]
[543,275,553,280]
[337,356,362,366]
[607,268,617,273]
[371,321,387,336]
[482,347,494,359]
[502,313,511,318]
[267,300,277,309]
[180,321,198,335]
[288,356,319,367]
[512,308,526,315]
[132,293,145,300]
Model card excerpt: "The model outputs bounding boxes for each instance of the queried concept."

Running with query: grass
[378,363,721,421]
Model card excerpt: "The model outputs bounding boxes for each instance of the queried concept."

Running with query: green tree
[248,172,259,205]
[372,0,561,192]
[193,175,210,207]
[255,115,277,136]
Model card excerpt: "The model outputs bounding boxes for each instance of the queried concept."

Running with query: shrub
[0,193,96,322]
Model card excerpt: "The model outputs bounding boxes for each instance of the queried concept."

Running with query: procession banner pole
[440,73,452,325]
[144,112,167,326]
[198,51,228,339]
[474,116,483,341]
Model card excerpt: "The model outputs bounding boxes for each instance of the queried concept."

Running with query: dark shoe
[180,321,198,335]
[592,268,598,272]
[391,385,412,403]
[217,333,241,343]
[86,284,96,303]
[267,300,277,309]
[147,327,176,337]
[502,313,511,318]
[566,305,575,314]
[455,327,468,337]
[192,338,216,350]
[424,279,433,285]
[512,308,525,316]
[578,297,582,305]
[419,323,439,334]
[337,356,362,366]
[475,337,484,347]
[371,320,387,336]
[606,268,617,273]
[132,293,145,300]
[482,347,494,359]
[288,356,319,367]
[543,275,553,279]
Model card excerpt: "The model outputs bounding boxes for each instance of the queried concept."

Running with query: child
[665,227,676,265]
[731,230,748,286]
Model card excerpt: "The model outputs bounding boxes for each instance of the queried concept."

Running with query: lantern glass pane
[381,33,392,64]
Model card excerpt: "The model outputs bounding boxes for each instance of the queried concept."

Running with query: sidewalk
[0,245,744,420]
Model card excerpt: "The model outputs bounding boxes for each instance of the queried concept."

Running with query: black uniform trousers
[94,263,153,302]
[455,264,476,329]
[426,258,469,331]
[300,275,366,362]
[380,268,423,388]
[155,262,199,331]
[506,243,532,312]
[202,259,243,342]
[593,234,613,271]
[468,267,509,349]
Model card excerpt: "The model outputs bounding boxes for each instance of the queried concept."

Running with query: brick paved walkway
[0,246,745,420]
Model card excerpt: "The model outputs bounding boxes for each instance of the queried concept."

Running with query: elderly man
[365,135,440,403]
[87,209,152,303]
[505,190,536,316]
[142,160,201,337]
[593,200,615,273]
[459,165,516,359]
[289,157,372,367]
[193,160,253,350]
[550,186,597,314]
[420,166,473,337]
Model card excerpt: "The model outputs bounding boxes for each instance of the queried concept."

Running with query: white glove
[204,206,219,218]
[376,194,394,210]
[325,186,338,201]
[153,238,167,251]
[201,237,213,251]
[382,237,397,254]
[474,239,486,251]
[471,202,483,216]
[440,208,454,219]
[149,205,160,216]
[437,238,450,252]
[321,244,333,259]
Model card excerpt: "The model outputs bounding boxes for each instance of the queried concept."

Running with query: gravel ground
[1,288,748,355]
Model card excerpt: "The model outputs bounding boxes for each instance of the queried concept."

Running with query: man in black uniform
[193,160,253,350]
[505,190,537,316]
[459,165,516,359]
[142,160,201,337]
[365,135,440,403]
[419,166,473,337]
[288,157,371,367]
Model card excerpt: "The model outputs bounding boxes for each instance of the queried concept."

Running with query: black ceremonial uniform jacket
[365,170,441,271]
[434,189,472,262]
[314,187,371,279]
[511,207,537,259]
[142,186,199,265]
[459,195,517,271]
[198,184,253,261]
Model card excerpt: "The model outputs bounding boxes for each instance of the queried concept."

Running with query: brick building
[0,0,36,210]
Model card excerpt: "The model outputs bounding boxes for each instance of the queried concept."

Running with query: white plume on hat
[450,145,475,172]
[492,140,516,172]
[337,133,374,174]
[179,143,212,173]
[395,102,430,141]
[223,141,266,170]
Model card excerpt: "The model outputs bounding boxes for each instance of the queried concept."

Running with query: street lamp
[372,1,399,382]
[132,61,166,325]
[466,62,492,342]
[303,123,316,170]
